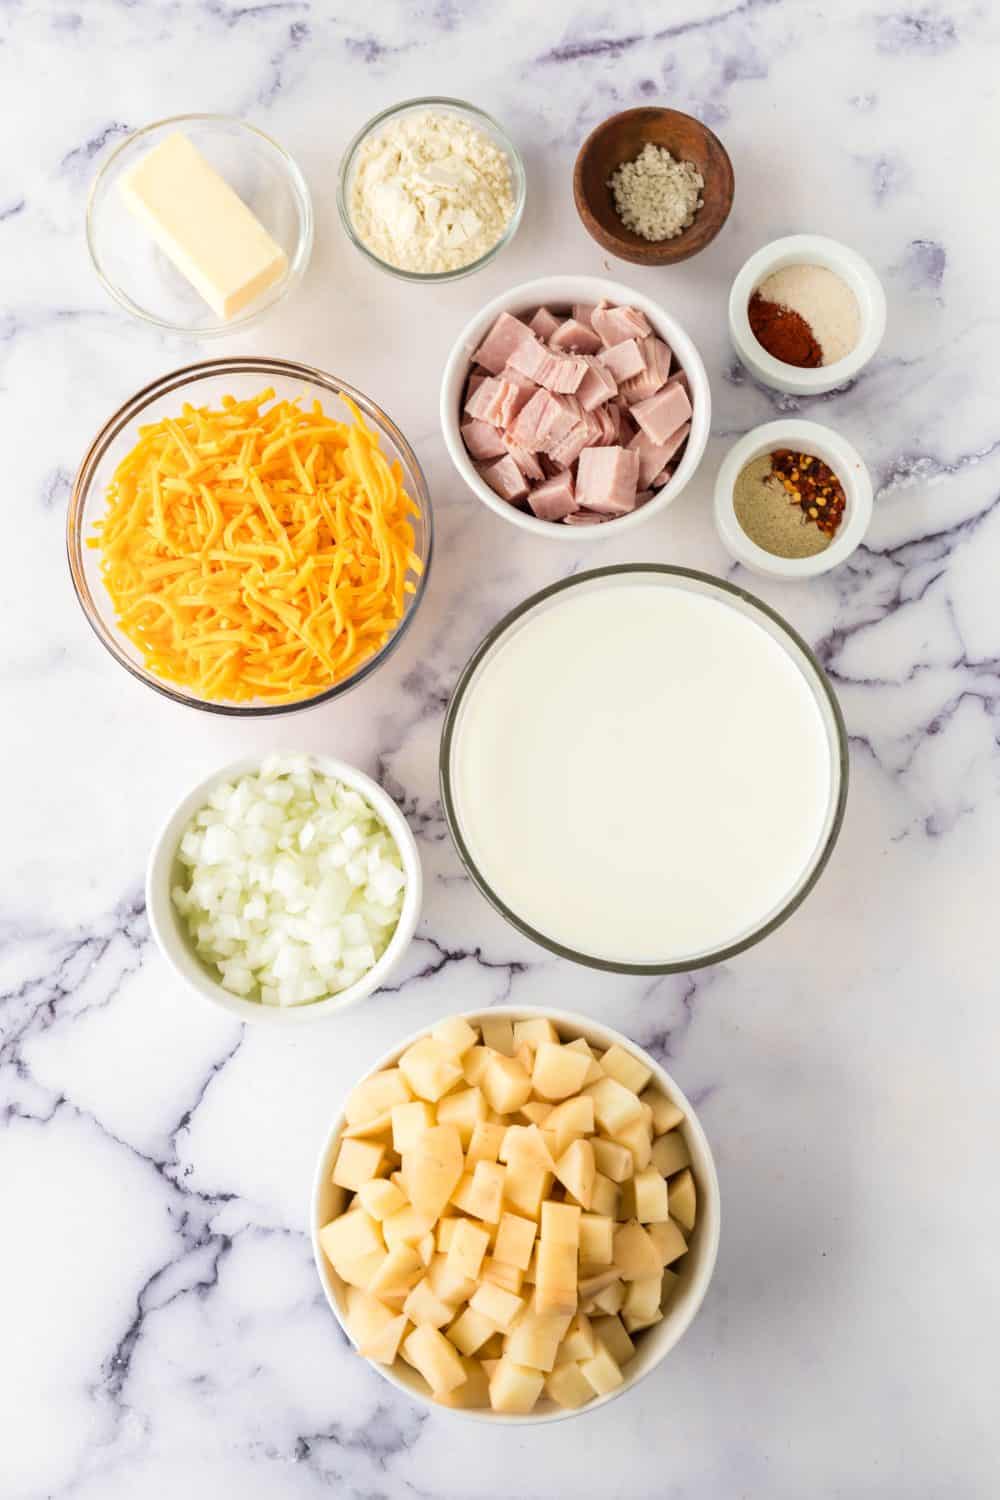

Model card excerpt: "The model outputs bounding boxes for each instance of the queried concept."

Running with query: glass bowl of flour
[338,97,526,282]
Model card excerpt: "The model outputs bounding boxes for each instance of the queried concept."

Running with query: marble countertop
[4,2,999,1496]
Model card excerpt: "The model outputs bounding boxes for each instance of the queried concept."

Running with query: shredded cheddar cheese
[89,389,423,704]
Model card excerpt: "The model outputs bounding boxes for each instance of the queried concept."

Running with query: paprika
[747,292,823,368]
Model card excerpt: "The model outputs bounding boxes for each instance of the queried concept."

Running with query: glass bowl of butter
[86,114,313,336]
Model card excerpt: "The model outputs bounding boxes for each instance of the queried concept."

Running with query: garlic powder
[349,110,516,275]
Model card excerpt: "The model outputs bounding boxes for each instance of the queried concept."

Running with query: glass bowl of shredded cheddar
[67,358,432,714]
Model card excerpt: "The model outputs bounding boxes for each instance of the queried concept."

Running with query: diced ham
[529,306,561,339]
[592,404,619,446]
[572,304,597,328]
[627,420,691,489]
[563,510,606,525]
[528,469,576,520]
[503,435,545,481]
[630,383,693,444]
[501,363,540,396]
[466,372,486,397]
[479,454,529,504]
[576,355,618,411]
[619,336,673,403]
[549,318,602,355]
[465,376,533,428]
[473,312,534,375]
[546,408,601,468]
[507,389,578,451]
[507,337,588,393]
[665,369,689,395]
[634,490,655,507]
[653,463,676,488]
[461,418,507,461]
[575,445,640,515]
[592,303,652,348]
[597,338,646,383]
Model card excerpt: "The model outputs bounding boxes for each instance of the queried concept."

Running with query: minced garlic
[608,142,703,242]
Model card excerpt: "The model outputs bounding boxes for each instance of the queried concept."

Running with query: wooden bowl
[574,107,734,266]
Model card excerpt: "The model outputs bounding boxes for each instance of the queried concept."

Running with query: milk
[450,578,836,965]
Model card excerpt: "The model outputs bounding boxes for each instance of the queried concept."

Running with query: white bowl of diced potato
[311,1007,720,1423]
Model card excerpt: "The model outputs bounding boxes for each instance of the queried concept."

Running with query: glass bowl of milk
[441,566,847,973]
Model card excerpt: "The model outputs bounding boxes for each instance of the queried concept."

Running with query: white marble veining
[3,2,999,1496]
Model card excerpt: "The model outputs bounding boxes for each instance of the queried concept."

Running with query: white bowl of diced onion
[146,752,422,1024]
[311,1006,720,1422]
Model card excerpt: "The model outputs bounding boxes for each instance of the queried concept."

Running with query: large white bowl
[311,1005,721,1424]
[146,754,422,1025]
[440,275,712,541]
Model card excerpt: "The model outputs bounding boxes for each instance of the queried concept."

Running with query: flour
[349,110,516,275]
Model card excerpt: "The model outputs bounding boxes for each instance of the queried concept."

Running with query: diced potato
[357,1178,406,1222]
[504,1161,552,1220]
[599,1043,652,1096]
[544,1096,595,1158]
[435,1218,459,1253]
[577,1267,619,1300]
[591,1277,626,1315]
[466,1120,506,1168]
[402,1125,464,1222]
[520,1100,554,1126]
[482,1257,524,1294]
[416,1232,435,1267]
[345,1286,403,1345]
[398,1038,463,1103]
[426,1252,477,1307]
[556,1311,596,1364]
[342,1110,393,1140]
[500,1123,555,1170]
[402,1324,468,1395]
[669,1167,697,1232]
[513,1017,559,1051]
[446,1305,496,1357]
[584,1077,644,1136]
[480,1332,504,1359]
[345,1068,411,1126]
[432,1015,479,1057]
[494,1212,537,1270]
[540,1201,581,1247]
[480,1016,515,1056]
[651,1130,691,1179]
[632,1164,670,1223]
[592,1137,634,1183]
[530,1042,592,1101]
[332,1137,385,1192]
[436,1085,487,1147]
[451,1160,506,1223]
[335,1251,387,1290]
[641,1088,684,1135]
[504,1310,572,1371]
[564,1036,605,1084]
[579,1342,624,1397]
[593,1312,637,1365]
[523,1245,539,1284]
[535,1239,577,1315]
[646,1217,688,1268]
[462,1045,493,1086]
[480,1357,502,1380]
[469,1280,524,1332]
[660,1266,680,1306]
[391,1100,436,1154]
[513,1042,534,1075]
[368,1243,424,1296]
[591,1172,620,1219]
[403,1277,454,1329]
[613,1116,653,1172]
[613,1221,663,1280]
[554,1138,595,1209]
[434,1356,491,1409]
[545,1360,595,1409]
[365,1313,409,1364]
[318,1210,383,1270]
[488,1358,545,1414]
[621,1276,662,1333]
[579,1212,614,1266]
[383,1205,436,1251]
[446,1219,490,1282]
[482,1054,533,1114]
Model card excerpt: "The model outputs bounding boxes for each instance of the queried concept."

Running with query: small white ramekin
[729,235,886,395]
[311,1005,721,1425]
[146,754,422,1026]
[440,275,712,541]
[714,419,873,580]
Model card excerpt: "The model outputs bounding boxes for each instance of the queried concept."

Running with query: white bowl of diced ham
[440,276,711,537]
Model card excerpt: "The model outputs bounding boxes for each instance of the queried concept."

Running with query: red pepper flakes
[770,450,846,537]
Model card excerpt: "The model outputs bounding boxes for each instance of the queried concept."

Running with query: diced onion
[172,755,407,1006]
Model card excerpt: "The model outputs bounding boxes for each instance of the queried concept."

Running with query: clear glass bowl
[67,358,433,717]
[86,114,313,335]
[337,96,526,283]
[440,565,848,973]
